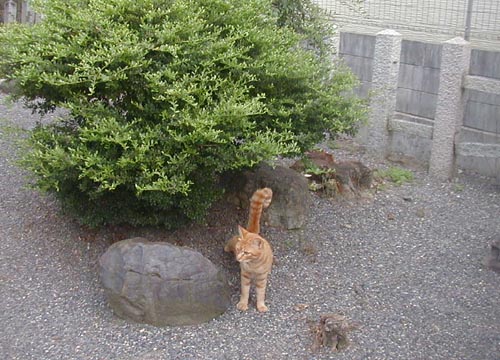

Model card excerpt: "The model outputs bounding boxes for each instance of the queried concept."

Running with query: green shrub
[0,0,365,227]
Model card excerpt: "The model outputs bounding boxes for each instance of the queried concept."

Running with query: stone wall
[1,0,39,24]
[339,29,500,179]
[458,50,500,177]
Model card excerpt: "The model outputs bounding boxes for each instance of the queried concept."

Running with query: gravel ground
[1,93,500,360]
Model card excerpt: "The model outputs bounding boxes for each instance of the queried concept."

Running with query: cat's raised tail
[224,187,273,254]
[247,187,272,234]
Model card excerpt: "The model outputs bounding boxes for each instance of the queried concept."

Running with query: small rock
[484,240,500,273]
[294,303,309,312]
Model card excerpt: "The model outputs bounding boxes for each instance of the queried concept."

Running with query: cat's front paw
[237,302,248,311]
[257,303,268,312]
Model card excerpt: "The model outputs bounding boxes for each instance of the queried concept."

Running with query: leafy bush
[0,0,365,227]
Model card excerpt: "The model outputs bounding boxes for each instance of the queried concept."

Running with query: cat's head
[234,225,265,263]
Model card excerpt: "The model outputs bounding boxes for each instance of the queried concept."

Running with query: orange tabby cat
[233,225,274,312]
[224,187,274,312]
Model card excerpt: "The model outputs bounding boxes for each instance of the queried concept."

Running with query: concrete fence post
[366,29,402,156]
[429,37,471,180]
[3,0,18,23]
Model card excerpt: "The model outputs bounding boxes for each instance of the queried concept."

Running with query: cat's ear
[252,237,264,249]
[238,225,249,238]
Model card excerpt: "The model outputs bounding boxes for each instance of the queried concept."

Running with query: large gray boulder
[224,163,310,229]
[99,238,231,326]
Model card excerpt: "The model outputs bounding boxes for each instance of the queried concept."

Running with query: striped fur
[246,187,272,234]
